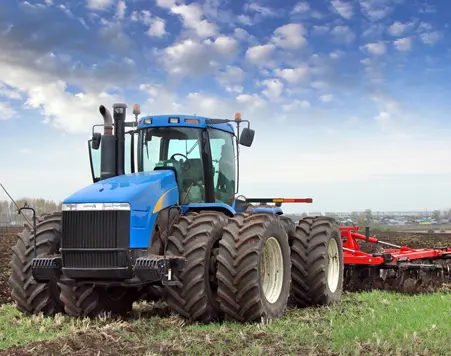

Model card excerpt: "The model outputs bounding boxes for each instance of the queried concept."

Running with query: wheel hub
[327,238,340,293]
[260,237,284,304]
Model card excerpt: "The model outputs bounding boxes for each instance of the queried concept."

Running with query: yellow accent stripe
[153,186,177,214]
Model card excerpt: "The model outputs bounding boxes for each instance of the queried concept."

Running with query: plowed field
[1,227,451,306]
[0,227,450,355]
[0,227,21,305]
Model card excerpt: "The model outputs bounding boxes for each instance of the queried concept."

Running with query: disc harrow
[340,226,451,294]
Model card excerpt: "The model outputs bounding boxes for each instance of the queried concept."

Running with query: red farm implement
[340,226,451,294]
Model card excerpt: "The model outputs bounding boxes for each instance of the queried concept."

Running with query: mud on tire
[165,211,228,323]
[59,284,136,318]
[9,213,64,316]
[290,216,344,307]
[216,213,292,322]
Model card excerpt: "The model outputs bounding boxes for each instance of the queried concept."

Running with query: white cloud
[245,44,275,64]
[233,28,256,43]
[271,23,307,49]
[310,80,330,91]
[329,50,345,59]
[260,78,284,101]
[147,17,166,37]
[0,102,16,120]
[0,84,22,100]
[330,25,356,44]
[282,99,311,112]
[312,25,330,35]
[388,21,415,36]
[360,58,384,84]
[244,2,278,17]
[164,2,218,38]
[115,0,126,19]
[371,98,408,133]
[359,0,393,21]
[235,93,267,111]
[236,14,252,25]
[85,0,114,10]
[216,65,245,93]
[155,0,175,9]
[393,37,412,52]
[420,31,442,45]
[417,22,433,33]
[419,4,436,13]
[362,41,387,56]
[161,37,238,76]
[291,2,310,14]
[362,23,385,39]
[320,94,334,103]
[131,10,166,37]
[274,66,310,84]
[330,0,353,19]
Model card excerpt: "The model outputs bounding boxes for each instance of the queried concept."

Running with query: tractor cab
[88,106,255,209]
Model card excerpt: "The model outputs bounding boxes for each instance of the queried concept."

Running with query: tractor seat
[182,158,204,186]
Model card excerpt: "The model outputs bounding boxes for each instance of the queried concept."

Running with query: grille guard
[31,254,186,286]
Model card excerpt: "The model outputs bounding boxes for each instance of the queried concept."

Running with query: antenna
[0,183,38,258]
[0,183,32,226]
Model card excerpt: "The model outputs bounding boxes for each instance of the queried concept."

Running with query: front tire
[216,213,292,322]
[165,211,228,323]
[59,284,136,318]
[290,216,344,307]
[9,213,64,316]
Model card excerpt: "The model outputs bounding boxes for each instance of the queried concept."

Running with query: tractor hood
[63,170,179,212]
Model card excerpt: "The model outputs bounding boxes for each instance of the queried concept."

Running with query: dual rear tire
[165,212,344,323]
[290,216,344,307]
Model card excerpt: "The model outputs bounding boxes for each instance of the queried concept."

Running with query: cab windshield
[137,127,204,204]
[136,126,236,205]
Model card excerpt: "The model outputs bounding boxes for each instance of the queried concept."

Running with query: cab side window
[209,129,236,205]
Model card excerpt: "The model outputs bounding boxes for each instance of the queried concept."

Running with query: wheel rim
[260,237,284,304]
[327,238,340,293]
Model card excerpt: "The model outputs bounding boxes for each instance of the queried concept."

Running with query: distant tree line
[0,198,61,226]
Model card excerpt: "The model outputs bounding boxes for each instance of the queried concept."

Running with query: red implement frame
[340,226,451,265]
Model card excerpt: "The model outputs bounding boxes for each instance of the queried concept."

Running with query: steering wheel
[170,153,191,170]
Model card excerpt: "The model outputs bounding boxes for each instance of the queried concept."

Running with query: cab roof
[137,115,235,135]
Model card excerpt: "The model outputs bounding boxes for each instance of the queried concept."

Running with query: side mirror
[92,132,102,150]
[239,128,255,147]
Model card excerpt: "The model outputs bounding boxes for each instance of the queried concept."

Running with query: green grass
[1,291,450,355]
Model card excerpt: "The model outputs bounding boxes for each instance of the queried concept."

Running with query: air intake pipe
[113,103,127,176]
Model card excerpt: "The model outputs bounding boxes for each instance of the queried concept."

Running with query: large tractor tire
[165,211,228,322]
[290,216,344,307]
[59,284,136,318]
[216,213,292,322]
[9,213,64,316]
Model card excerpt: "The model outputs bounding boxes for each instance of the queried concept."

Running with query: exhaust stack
[99,105,113,135]
[98,105,116,180]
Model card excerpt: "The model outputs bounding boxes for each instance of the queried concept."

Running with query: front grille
[63,251,128,268]
[61,210,130,269]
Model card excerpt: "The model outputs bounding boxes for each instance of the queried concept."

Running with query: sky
[1,0,451,213]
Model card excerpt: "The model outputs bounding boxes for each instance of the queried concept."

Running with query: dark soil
[0,228,450,355]
[373,230,451,249]
[1,228,451,306]
[0,227,21,305]
[359,230,451,269]
[0,330,148,356]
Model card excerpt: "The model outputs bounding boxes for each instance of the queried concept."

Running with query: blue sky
[1,0,451,213]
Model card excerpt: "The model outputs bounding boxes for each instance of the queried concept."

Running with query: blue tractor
[9,103,344,323]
